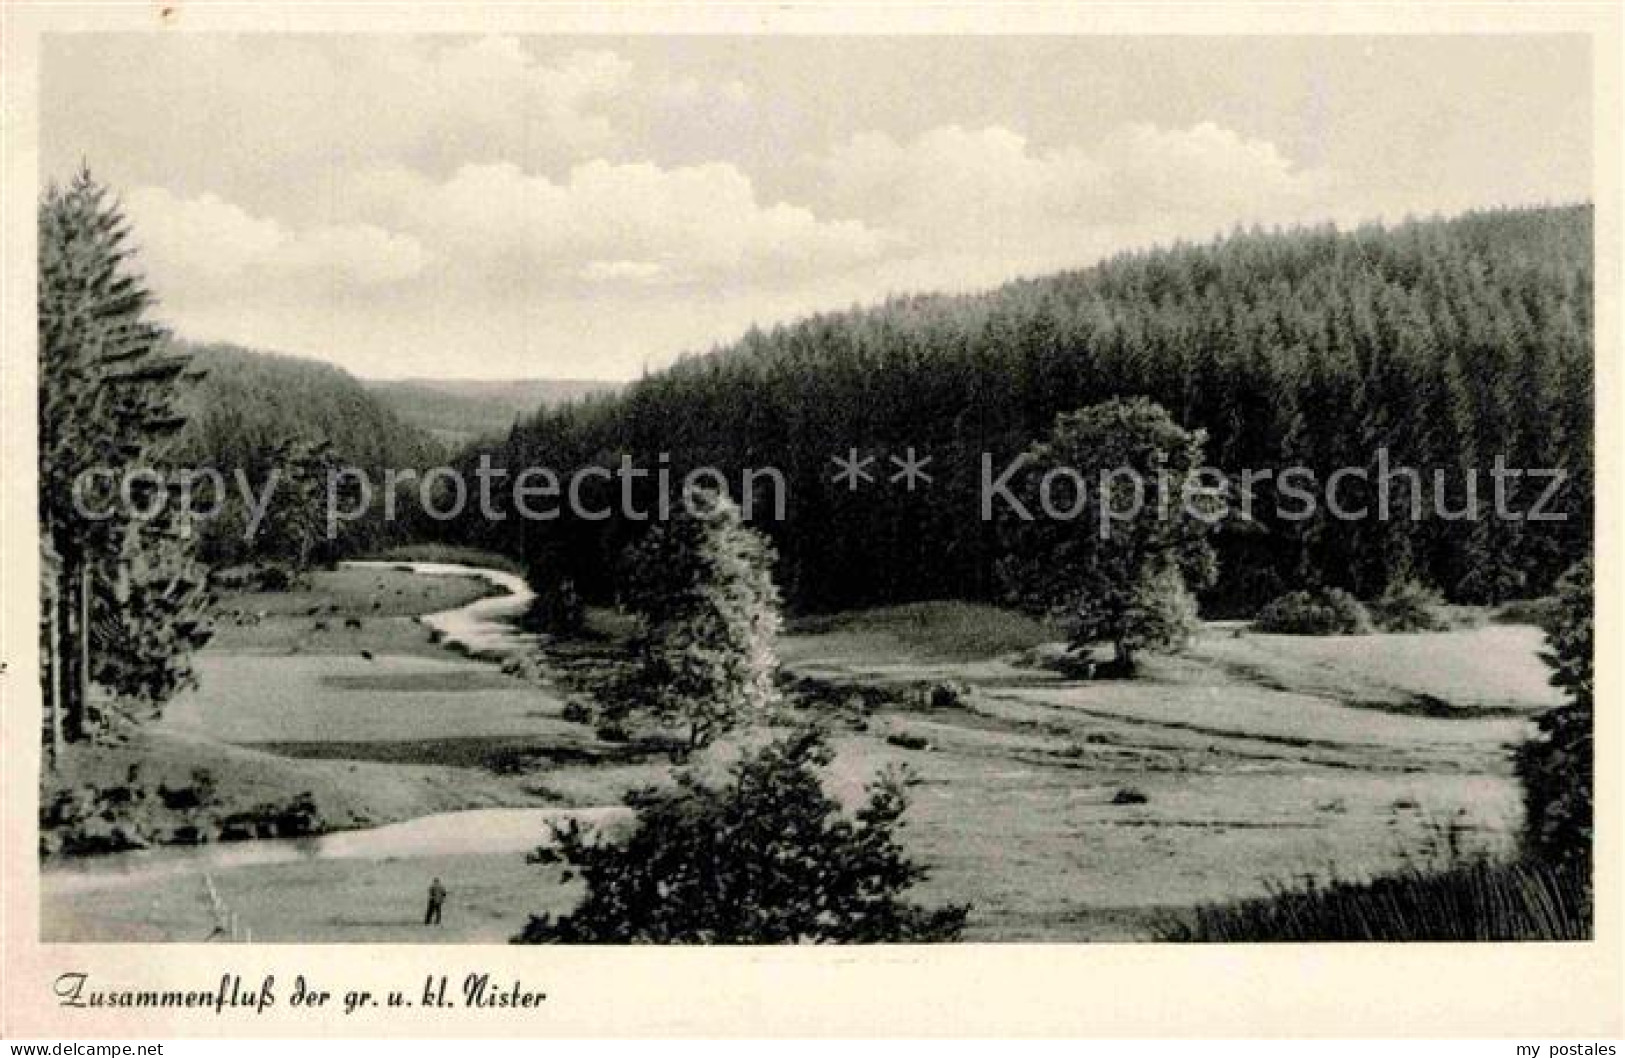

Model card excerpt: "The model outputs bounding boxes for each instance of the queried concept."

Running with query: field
[781,605,1551,938]
[41,574,1558,943]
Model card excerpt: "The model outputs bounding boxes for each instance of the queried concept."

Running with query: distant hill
[365,378,624,448]
[169,340,442,564]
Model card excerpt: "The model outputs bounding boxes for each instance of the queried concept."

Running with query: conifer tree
[39,167,209,743]
[446,207,1593,617]
[1516,558,1593,869]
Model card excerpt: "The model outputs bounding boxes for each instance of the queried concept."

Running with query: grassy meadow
[42,565,1560,943]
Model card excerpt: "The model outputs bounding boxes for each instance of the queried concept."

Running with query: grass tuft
[1153,859,1591,942]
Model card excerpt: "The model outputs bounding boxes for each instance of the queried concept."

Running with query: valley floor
[39,567,1557,943]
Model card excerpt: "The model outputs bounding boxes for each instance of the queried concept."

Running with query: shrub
[514,729,967,943]
[1254,588,1373,635]
[1370,578,1452,632]
[1117,562,1203,658]
[253,565,295,592]
[1493,597,1559,627]
[525,577,585,636]
[915,681,969,711]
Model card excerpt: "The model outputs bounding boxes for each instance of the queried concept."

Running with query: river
[343,559,540,658]
[42,561,625,923]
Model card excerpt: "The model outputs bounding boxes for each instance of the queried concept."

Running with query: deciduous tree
[996,398,1217,672]
[514,729,967,943]
[615,488,782,751]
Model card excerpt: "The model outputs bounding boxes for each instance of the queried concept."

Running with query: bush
[211,563,301,593]
[253,565,295,592]
[1254,588,1373,635]
[1493,597,1559,627]
[525,577,585,637]
[1117,563,1203,659]
[914,681,969,711]
[514,729,967,943]
[1370,578,1452,632]
[1153,859,1590,942]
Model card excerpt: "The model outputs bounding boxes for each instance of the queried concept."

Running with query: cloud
[123,186,429,297]
[116,120,1331,377]
[45,36,646,201]
[818,122,1326,265]
[579,260,670,283]
[340,159,887,286]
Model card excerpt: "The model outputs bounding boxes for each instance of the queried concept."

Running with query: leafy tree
[1516,557,1593,869]
[514,729,968,943]
[38,167,208,745]
[615,488,782,751]
[996,398,1217,671]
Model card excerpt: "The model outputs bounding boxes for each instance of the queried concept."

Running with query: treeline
[447,205,1592,613]
[172,341,442,567]
[366,377,624,449]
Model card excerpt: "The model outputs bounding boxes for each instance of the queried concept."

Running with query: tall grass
[1153,859,1591,942]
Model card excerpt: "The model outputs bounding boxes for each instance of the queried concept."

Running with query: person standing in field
[425,877,447,926]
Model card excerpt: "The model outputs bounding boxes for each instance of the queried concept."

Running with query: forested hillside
[174,341,441,566]
[366,378,623,448]
[448,206,1593,614]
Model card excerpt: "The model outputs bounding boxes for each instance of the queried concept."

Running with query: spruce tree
[1515,558,1593,869]
[444,207,1593,617]
[38,167,208,743]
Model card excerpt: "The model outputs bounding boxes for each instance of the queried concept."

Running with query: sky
[43,34,1591,381]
